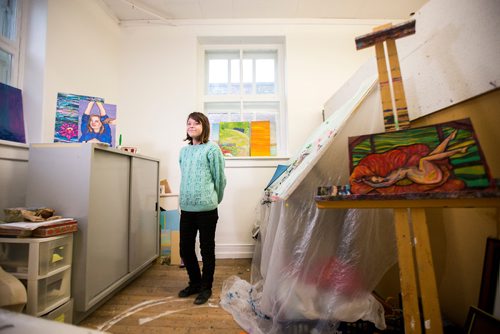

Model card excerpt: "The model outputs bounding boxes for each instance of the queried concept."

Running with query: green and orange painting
[219,121,251,157]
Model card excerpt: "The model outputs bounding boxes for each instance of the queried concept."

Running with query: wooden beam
[355,20,416,50]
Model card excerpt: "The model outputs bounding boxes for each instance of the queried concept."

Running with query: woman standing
[178,112,226,305]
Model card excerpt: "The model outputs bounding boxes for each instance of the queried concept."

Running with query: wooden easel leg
[394,208,422,333]
[386,38,410,130]
[375,41,397,132]
[411,208,443,334]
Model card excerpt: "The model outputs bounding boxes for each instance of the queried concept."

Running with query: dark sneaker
[194,289,212,305]
[178,285,201,298]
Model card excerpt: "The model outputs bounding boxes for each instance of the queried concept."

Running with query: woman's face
[90,115,102,132]
[187,117,203,140]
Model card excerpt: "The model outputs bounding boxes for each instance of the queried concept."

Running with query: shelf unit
[0,234,73,316]
[25,143,160,323]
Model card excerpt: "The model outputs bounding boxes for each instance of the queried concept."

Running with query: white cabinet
[0,234,73,316]
[25,143,159,323]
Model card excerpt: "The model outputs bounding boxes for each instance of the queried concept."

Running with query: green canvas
[219,121,250,157]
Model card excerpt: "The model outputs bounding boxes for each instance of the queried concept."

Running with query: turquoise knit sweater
[179,141,226,212]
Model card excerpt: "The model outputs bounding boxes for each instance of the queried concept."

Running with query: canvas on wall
[0,82,25,143]
[348,118,493,195]
[54,93,103,143]
[78,100,117,147]
[219,121,250,157]
[250,120,271,156]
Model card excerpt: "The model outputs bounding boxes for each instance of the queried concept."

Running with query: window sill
[224,156,289,168]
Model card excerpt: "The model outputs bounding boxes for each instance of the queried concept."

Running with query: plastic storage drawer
[21,266,71,315]
[42,298,73,324]
[0,234,73,277]
[0,242,30,274]
[38,235,73,275]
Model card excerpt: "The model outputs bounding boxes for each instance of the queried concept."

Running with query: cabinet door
[87,150,130,304]
[129,157,159,272]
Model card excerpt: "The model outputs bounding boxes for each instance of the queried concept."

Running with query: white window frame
[0,0,23,86]
[198,39,287,158]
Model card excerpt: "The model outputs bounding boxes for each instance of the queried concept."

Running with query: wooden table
[316,191,500,334]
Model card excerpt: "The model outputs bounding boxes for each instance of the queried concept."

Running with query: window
[199,38,286,157]
[0,0,21,85]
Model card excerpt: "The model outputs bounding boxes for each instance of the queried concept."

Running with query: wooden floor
[78,258,252,334]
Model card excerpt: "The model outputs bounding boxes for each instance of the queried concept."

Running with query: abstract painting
[54,93,103,143]
[0,83,25,143]
[219,121,250,157]
[251,120,271,156]
[78,100,117,147]
[348,118,493,195]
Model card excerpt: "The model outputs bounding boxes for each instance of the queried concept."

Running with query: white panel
[398,0,500,119]
[0,142,29,217]
[87,150,130,303]
[129,156,159,271]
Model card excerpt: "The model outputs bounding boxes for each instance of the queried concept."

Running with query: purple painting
[0,82,25,143]
[78,100,117,147]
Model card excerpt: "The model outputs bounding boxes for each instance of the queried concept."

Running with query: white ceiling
[99,0,428,23]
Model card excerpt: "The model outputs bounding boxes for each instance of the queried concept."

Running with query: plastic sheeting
[221,71,399,333]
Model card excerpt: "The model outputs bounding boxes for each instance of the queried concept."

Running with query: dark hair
[184,112,210,145]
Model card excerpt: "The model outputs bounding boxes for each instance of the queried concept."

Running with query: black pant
[179,208,218,290]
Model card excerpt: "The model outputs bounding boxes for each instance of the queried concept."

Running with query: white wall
[20,0,393,257]
[40,0,121,143]
[116,21,382,257]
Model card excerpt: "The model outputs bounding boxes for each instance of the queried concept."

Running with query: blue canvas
[265,164,289,190]
[165,210,180,230]
[0,82,25,143]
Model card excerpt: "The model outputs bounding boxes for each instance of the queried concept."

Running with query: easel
[355,20,415,132]
[353,20,445,334]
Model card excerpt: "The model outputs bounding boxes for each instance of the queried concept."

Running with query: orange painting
[251,121,271,156]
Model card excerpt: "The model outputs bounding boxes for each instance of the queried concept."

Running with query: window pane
[256,59,275,82]
[230,59,240,83]
[202,45,283,156]
[207,59,228,94]
[0,47,12,84]
[230,59,240,94]
[0,0,17,40]
[256,59,276,94]
[242,59,253,94]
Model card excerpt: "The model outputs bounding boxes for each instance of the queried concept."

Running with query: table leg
[394,208,422,333]
[411,208,443,334]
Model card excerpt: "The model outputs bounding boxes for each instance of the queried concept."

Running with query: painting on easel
[348,119,494,195]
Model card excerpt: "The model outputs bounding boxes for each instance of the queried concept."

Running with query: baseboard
[215,243,255,259]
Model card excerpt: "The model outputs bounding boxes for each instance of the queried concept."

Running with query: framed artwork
[464,306,500,334]
[54,93,103,143]
[348,118,494,195]
[478,237,500,318]
[78,100,117,147]
[0,82,25,143]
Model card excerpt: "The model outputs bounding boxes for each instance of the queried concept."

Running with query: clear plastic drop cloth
[221,75,398,333]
